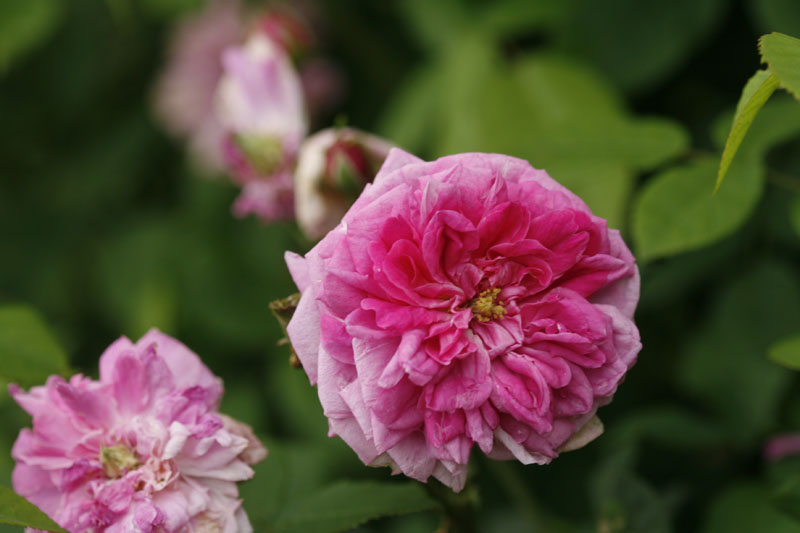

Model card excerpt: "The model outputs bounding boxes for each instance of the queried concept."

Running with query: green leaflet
[761,32,800,102]
[0,306,69,388]
[716,32,800,190]
[715,70,779,192]
[769,335,800,370]
[0,485,65,532]
[0,0,61,73]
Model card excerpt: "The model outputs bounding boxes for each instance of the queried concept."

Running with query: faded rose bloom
[294,127,393,239]
[11,329,266,532]
[153,0,244,173]
[216,31,307,220]
[765,433,800,461]
[285,150,640,492]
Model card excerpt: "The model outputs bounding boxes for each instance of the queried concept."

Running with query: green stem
[483,460,547,532]
[424,479,479,533]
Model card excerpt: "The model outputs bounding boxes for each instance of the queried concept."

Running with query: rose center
[470,288,506,322]
[100,443,139,478]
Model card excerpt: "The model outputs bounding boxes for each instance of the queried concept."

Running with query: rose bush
[285,150,641,491]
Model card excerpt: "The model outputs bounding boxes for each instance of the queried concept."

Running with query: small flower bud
[294,127,393,239]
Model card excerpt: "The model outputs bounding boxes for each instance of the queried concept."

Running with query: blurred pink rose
[285,150,640,491]
[294,127,393,239]
[216,32,307,220]
[11,329,266,532]
[765,433,800,461]
[153,0,244,173]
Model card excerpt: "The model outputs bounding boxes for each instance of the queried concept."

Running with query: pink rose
[294,127,394,239]
[10,329,267,532]
[764,433,800,462]
[153,0,245,173]
[216,31,307,221]
[285,150,640,491]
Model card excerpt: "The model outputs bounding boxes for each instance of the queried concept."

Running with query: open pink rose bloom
[10,329,266,532]
[285,150,641,491]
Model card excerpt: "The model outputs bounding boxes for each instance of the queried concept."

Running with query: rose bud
[294,127,393,239]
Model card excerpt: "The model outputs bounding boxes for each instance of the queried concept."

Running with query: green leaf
[702,484,800,533]
[378,65,442,154]
[0,485,65,532]
[0,0,62,73]
[633,157,761,261]
[768,458,800,523]
[760,32,800,102]
[609,406,724,450]
[634,97,800,261]
[557,0,726,92]
[589,446,677,533]
[715,70,780,192]
[679,261,800,445]
[0,306,69,388]
[273,481,439,533]
[748,0,800,39]
[769,335,800,369]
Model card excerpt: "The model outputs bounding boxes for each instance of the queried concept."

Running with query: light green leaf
[0,0,61,72]
[702,484,800,533]
[633,157,761,261]
[0,485,65,532]
[273,481,439,533]
[378,65,442,154]
[760,32,800,102]
[769,335,800,370]
[0,306,69,388]
[715,70,779,192]
[679,261,800,445]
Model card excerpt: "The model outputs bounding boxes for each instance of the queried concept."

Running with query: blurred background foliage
[2,0,800,531]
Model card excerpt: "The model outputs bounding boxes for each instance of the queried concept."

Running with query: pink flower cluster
[10,329,266,532]
[286,150,641,491]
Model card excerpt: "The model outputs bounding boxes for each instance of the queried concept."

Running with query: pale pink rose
[153,0,245,173]
[285,150,640,492]
[10,329,266,532]
[216,31,307,221]
[294,127,393,239]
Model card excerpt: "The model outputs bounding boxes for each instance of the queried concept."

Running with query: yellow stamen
[100,444,139,478]
[470,288,506,322]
